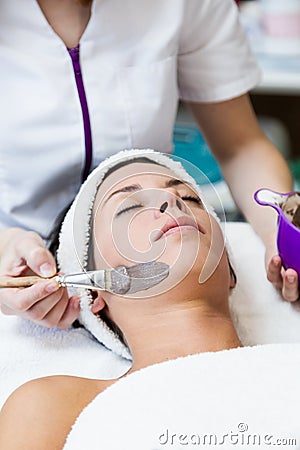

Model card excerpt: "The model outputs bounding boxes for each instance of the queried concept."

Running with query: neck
[125,299,242,374]
[37,0,92,48]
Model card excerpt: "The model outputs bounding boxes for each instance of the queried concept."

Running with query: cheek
[92,217,123,267]
[93,213,163,267]
[126,212,155,251]
[113,211,159,257]
[93,225,114,267]
[197,217,225,284]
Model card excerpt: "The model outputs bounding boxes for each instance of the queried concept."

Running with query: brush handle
[0,275,53,288]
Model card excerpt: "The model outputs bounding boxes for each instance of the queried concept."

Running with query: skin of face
[90,162,234,334]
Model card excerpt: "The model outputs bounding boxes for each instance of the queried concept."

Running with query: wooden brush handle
[0,275,52,288]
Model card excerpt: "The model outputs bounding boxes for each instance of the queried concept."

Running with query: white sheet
[0,316,130,407]
[227,222,300,345]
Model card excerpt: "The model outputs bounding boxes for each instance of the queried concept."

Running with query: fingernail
[288,276,296,284]
[273,258,280,267]
[40,263,55,278]
[45,280,59,294]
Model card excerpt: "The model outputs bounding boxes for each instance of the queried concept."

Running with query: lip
[153,216,206,241]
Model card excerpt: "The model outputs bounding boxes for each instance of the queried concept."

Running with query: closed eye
[116,204,143,217]
[181,196,202,206]
[116,196,202,217]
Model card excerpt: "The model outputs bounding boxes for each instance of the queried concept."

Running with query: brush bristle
[110,261,169,295]
[109,266,131,295]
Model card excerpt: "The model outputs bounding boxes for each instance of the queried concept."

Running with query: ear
[229,274,236,289]
[90,291,106,314]
[229,264,237,289]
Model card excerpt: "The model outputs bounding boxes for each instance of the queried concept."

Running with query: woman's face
[92,162,226,297]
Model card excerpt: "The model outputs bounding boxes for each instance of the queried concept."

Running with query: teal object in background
[172,125,223,185]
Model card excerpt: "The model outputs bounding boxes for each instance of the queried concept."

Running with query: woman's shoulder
[0,375,115,450]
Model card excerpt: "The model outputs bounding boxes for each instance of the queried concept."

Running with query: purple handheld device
[254,188,300,277]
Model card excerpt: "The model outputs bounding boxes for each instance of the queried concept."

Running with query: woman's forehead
[97,162,185,199]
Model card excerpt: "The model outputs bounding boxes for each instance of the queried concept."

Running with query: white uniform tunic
[0,0,260,241]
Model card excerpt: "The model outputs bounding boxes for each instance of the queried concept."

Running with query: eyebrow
[103,178,186,206]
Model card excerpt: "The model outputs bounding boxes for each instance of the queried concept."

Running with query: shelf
[252,54,300,94]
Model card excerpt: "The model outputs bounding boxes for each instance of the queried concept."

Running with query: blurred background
[174,0,300,219]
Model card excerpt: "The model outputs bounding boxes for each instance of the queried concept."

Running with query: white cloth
[2,223,300,412]
[0,313,131,409]
[0,0,260,239]
[63,344,300,450]
[228,223,300,345]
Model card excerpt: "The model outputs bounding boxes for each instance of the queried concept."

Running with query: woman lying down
[1,150,299,449]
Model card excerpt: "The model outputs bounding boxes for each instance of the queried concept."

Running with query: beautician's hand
[266,241,299,302]
[0,227,80,328]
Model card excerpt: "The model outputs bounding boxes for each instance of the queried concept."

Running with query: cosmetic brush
[0,261,169,295]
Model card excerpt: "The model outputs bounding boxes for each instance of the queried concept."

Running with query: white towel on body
[64,343,300,450]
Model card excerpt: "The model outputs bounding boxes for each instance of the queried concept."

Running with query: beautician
[0,0,296,329]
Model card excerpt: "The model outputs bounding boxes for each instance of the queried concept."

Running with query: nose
[159,198,184,213]
[153,189,186,219]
